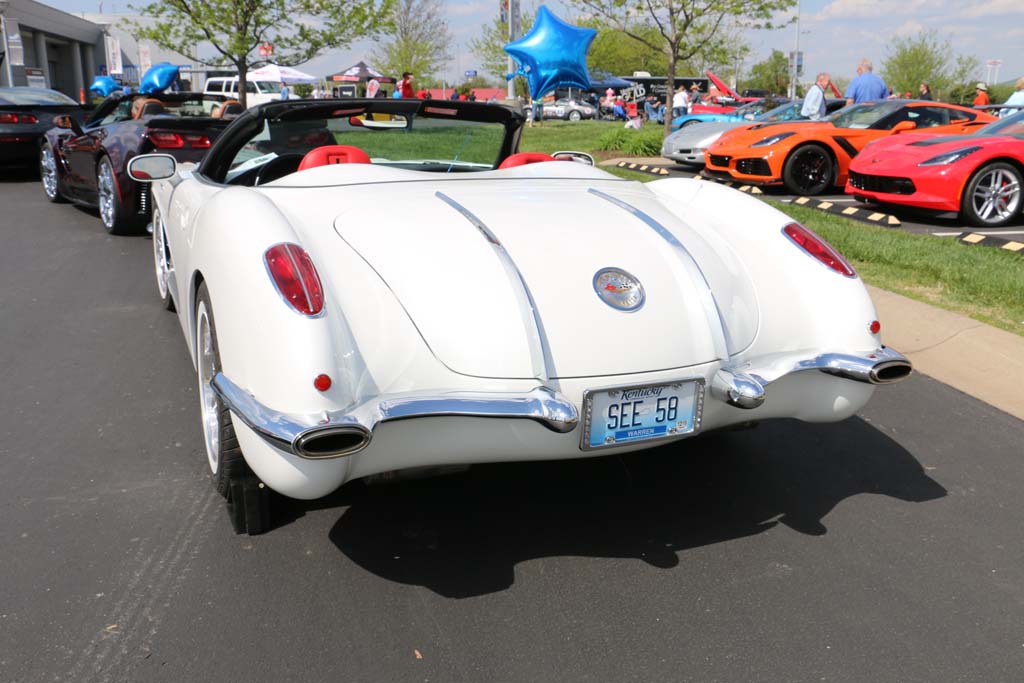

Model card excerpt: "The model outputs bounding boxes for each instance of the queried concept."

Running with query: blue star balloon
[89,76,122,98]
[138,63,179,94]
[504,5,597,100]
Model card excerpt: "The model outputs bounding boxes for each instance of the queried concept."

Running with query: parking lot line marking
[640,165,649,171]
[1003,241,1024,251]
[750,186,763,194]
[868,212,886,221]
[962,233,986,243]
[795,197,810,205]
[628,163,638,169]
[842,207,859,215]
[817,201,833,209]
[887,216,901,226]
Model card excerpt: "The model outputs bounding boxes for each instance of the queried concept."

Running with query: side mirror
[552,150,595,166]
[53,114,83,135]
[127,154,177,182]
[892,120,917,133]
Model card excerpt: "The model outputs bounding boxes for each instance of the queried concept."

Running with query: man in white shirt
[671,86,689,118]
[800,72,831,120]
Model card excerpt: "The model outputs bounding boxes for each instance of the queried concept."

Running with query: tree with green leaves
[468,12,535,97]
[583,19,668,77]
[743,49,789,96]
[880,30,979,103]
[370,0,452,86]
[128,0,393,107]
[565,0,794,134]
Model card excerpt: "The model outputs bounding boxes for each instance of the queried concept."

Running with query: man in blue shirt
[845,58,888,105]
[800,72,831,120]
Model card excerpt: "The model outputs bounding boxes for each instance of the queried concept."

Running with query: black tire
[39,143,66,203]
[195,283,271,534]
[782,144,835,196]
[960,161,1023,227]
[680,119,700,128]
[152,208,176,311]
[97,156,143,235]
[568,109,582,121]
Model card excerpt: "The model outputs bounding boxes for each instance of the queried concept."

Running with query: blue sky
[41,0,1024,88]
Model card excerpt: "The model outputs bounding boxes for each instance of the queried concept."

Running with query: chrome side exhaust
[293,425,372,459]
[712,346,913,409]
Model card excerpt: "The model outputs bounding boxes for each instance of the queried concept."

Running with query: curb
[614,161,670,176]
[956,232,1024,254]
[790,196,902,227]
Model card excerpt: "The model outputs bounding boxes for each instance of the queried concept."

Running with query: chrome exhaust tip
[293,425,371,459]
[868,359,913,384]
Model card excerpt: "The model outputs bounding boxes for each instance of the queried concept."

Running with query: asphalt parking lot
[2,169,1024,681]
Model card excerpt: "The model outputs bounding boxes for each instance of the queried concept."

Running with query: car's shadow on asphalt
[281,415,946,598]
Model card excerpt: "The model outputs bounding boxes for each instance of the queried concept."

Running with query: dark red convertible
[40,91,240,234]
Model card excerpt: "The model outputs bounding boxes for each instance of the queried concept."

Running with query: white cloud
[447,1,491,18]
[892,20,925,38]
[813,0,932,21]
[959,0,1021,18]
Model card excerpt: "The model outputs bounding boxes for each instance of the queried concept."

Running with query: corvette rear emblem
[593,268,644,312]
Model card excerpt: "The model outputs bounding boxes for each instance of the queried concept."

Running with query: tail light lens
[782,222,856,278]
[0,113,38,124]
[264,243,324,316]
[183,134,211,149]
[148,131,184,148]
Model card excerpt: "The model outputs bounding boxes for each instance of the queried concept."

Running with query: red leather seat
[497,152,556,169]
[297,145,371,171]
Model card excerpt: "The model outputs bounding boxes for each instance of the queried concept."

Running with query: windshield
[757,102,801,122]
[220,101,515,184]
[0,87,79,106]
[96,95,222,125]
[831,101,902,129]
[974,110,1024,138]
[255,81,282,94]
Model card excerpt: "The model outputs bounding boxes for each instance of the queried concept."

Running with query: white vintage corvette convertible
[128,99,912,534]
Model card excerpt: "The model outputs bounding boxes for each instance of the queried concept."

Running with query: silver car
[528,98,597,122]
[661,99,846,166]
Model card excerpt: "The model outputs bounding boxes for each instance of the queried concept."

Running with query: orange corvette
[703,100,995,195]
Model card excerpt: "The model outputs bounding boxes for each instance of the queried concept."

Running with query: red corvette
[847,111,1024,226]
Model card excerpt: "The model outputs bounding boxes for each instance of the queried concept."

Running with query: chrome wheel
[40,145,59,200]
[153,210,171,304]
[97,159,116,230]
[968,165,1021,226]
[196,301,221,475]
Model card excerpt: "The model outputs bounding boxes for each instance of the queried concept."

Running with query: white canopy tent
[248,64,318,84]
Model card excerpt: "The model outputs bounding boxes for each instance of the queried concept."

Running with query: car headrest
[297,145,371,171]
[220,100,243,117]
[133,98,167,119]
[497,152,557,169]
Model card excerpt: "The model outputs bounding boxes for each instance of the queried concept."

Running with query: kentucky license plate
[581,379,705,451]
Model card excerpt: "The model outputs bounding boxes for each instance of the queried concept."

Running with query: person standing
[1001,77,1024,117]
[671,85,689,118]
[972,82,990,108]
[688,83,701,112]
[844,58,888,105]
[279,83,290,100]
[918,82,933,100]
[400,72,415,99]
[800,72,831,120]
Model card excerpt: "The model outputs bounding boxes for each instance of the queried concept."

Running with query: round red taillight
[313,374,332,392]
[264,243,324,316]
[869,320,881,334]
[782,223,856,278]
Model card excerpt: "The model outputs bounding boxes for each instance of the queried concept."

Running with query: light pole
[0,0,14,89]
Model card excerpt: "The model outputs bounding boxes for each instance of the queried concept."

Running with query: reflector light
[314,374,332,392]
[0,113,37,124]
[148,131,184,148]
[782,223,856,277]
[183,134,211,149]
[869,320,881,334]
[264,243,325,316]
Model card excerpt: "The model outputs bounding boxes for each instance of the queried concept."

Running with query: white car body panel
[150,158,905,500]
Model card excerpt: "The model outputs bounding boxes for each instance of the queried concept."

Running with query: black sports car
[41,91,239,234]
[0,87,85,169]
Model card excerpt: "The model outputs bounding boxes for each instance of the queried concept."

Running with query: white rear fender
[186,187,445,420]
[648,178,882,355]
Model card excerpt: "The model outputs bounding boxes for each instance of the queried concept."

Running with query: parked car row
[16,93,916,534]
[664,98,1022,226]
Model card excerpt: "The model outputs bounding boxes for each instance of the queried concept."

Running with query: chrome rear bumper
[212,373,579,460]
[711,346,912,409]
